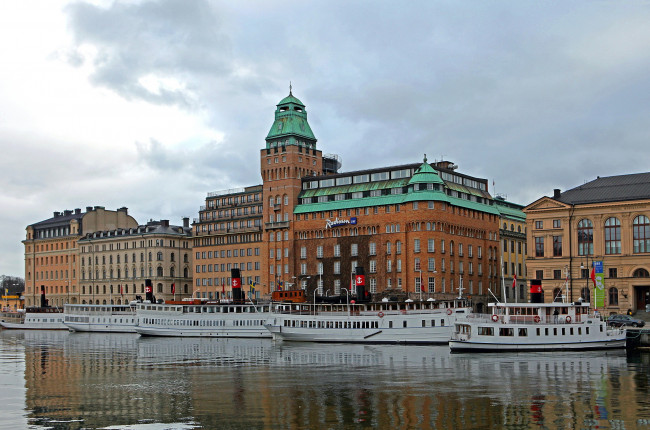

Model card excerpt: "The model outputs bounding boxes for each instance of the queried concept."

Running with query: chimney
[553,189,561,199]
[53,211,61,217]
[118,207,128,214]
[75,208,81,214]
[64,210,72,216]
[183,217,190,228]
[86,206,93,212]
[161,220,169,227]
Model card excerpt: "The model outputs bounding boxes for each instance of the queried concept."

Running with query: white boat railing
[463,313,589,325]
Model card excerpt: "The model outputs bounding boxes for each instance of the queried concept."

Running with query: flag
[250,281,255,290]
[512,274,517,289]
[590,266,596,287]
[221,283,225,295]
[119,284,123,295]
[278,281,283,291]
[171,283,175,295]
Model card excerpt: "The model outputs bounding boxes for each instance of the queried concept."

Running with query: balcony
[265,221,290,230]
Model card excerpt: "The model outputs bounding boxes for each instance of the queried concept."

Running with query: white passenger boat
[449,300,626,352]
[63,303,138,333]
[134,300,274,338]
[264,298,472,344]
[0,307,66,330]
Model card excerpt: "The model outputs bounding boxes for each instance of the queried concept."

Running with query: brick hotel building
[193,91,517,309]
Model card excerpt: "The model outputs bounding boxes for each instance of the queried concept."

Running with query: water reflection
[2,329,650,429]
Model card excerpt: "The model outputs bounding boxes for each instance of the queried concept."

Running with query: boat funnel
[145,279,154,303]
[40,285,48,307]
[355,267,370,302]
[231,268,242,302]
[530,279,543,303]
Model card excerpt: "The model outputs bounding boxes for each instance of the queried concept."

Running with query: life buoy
[447,308,453,315]
[491,314,499,322]
[534,315,541,323]
[566,315,572,323]
[378,311,384,318]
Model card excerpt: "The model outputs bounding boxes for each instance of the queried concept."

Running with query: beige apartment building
[23,206,138,307]
[78,219,193,304]
[495,197,527,302]
[524,173,650,314]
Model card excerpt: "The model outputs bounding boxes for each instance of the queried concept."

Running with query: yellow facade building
[524,173,650,314]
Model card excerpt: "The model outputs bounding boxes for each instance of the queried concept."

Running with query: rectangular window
[334,261,340,274]
[553,236,562,257]
[535,270,543,280]
[334,244,341,257]
[553,219,561,228]
[428,277,435,293]
[351,244,358,256]
[316,246,323,258]
[300,247,307,259]
[535,221,543,229]
[369,242,376,255]
[553,270,562,279]
[414,239,420,253]
[428,258,435,271]
[369,260,377,273]
[535,237,544,257]
[609,268,617,278]
[428,239,435,253]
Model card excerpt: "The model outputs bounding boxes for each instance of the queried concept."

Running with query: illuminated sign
[325,217,357,229]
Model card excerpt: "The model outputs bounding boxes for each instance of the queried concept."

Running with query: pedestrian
[553,308,559,323]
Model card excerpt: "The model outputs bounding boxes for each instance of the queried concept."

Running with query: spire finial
[289,81,292,95]
[424,153,428,163]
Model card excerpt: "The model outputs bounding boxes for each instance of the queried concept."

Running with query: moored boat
[264,298,471,344]
[0,307,66,330]
[63,303,138,333]
[134,270,274,338]
[449,279,626,352]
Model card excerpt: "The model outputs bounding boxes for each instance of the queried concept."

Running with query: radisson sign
[325,217,357,229]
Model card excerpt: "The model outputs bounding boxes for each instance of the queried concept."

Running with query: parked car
[607,314,646,328]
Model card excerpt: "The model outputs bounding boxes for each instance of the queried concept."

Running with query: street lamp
[342,287,350,316]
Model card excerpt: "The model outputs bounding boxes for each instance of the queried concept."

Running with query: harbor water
[1,330,650,429]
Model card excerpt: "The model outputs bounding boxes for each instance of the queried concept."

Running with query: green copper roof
[278,94,305,106]
[265,91,316,144]
[495,201,526,221]
[408,161,444,185]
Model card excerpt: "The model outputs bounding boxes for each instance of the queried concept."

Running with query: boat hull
[449,337,626,352]
[135,326,271,338]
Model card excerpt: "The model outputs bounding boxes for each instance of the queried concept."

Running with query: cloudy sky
[1,1,649,277]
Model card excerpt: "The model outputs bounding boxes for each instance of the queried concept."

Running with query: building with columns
[524,173,650,314]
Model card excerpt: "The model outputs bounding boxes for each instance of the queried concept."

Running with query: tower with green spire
[260,89,323,292]
[264,89,317,150]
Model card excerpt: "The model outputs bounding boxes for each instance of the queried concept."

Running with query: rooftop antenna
[289,81,292,95]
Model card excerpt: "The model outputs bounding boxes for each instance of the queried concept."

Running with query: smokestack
[145,279,154,303]
[40,285,47,307]
[553,189,561,199]
[530,279,543,303]
[355,266,369,302]
[231,268,242,302]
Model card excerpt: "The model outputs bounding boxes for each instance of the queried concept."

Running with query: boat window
[403,321,407,328]
[578,328,582,335]
[536,328,541,336]
[518,328,527,337]
[422,320,426,327]
[570,328,574,335]
[562,328,566,336]
[477,327,493,336]
[553,328,557,336]
[389,321,393,328]
[431,320,436,327]
[499,327,514,336]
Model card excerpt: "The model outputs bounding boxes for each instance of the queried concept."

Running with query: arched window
[633,215,650,253]
[157,267,163,277]
[605,217,621,254]
[552,288,562,302]
[148,252,152,261]
[580,287,591,303]
[170,267,175,277]
[157,252,163,261]
[170,253,175,262]
[577,219,593,256]
[633,268,650,278]
[184,268,189,278]
[608,287,618,306]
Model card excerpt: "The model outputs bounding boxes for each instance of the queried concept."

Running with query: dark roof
[30,211,84,228]
[558,172,650,205]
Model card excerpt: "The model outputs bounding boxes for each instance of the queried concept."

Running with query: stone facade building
[23,206,138,307]
[524,173,650,314]
[78,219,193,304]
[495,197,528,302]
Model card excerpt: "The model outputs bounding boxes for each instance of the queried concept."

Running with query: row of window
[534,216,650,256]
[195,248,260,259]
[196,261,260,273]
[81,266,189,280]
[206,192,261,208]
[201,205,263,220]
[82,252,189,265]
